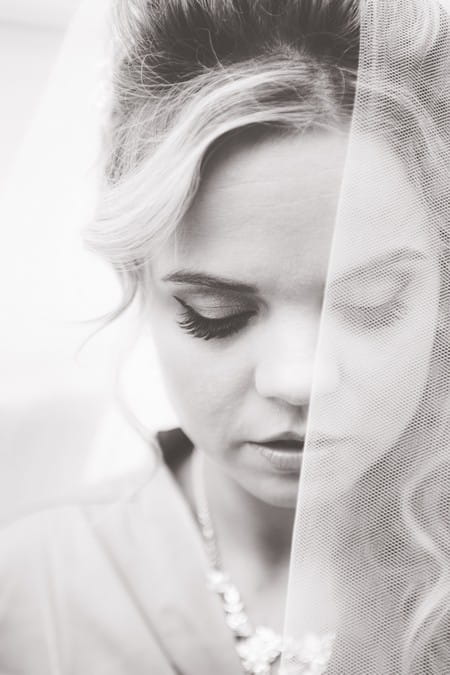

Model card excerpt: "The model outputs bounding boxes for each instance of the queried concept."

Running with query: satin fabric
[0,440,243,675]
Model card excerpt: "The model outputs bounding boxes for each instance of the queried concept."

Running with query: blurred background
[0,0,176,520]
[0,0,79,184]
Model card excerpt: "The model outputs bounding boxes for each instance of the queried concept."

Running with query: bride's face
[148,130,441,508]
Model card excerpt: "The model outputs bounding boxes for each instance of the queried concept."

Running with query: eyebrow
[162,270,258,294]
[162,248,427,294]
[330,247,428,285]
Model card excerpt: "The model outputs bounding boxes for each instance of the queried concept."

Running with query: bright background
[0,1,175,520]
[0,0,79,183]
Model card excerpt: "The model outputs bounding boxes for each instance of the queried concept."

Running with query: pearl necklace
[191,450,336,675]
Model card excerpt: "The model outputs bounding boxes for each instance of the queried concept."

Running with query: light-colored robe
[0,453,244,674]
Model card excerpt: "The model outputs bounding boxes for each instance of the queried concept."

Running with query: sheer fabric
[281,1,450,673]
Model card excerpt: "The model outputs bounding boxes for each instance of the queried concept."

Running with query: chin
[242,473,300,510]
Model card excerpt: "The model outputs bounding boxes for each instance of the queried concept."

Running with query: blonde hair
[84,1,450,672]
[85,0,358,315]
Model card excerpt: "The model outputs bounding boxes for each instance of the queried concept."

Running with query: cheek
[312,321,439,501]
[341,287,439,446]
[148,314,252,439]
[362,343,434,446]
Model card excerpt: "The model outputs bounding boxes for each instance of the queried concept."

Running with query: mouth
[259,439,305,451]
[249,433,305,472]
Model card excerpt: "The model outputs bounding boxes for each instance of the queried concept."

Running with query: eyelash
[175,297,407,342]
[175,298,256,341]
[342,298,407,328]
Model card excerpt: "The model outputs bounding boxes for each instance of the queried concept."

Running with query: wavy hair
[84,1,450,672]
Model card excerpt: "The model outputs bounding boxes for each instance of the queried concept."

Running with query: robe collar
[91,448,243,675]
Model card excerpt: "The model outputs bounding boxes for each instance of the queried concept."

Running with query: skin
[145,128,442,629]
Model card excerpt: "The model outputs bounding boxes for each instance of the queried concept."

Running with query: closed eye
[174,297,256,340]
[337,298,408,329]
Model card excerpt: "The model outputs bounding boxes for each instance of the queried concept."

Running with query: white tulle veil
[3,1,450,673]
[282,1,450,672]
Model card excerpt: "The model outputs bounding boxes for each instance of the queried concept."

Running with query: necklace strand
[191,450,336,675]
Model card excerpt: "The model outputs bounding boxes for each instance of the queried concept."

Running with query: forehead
[158,130,429,294]
[329,132,433,278]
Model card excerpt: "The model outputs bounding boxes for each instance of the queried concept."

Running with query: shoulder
[0,424,193,542]
[0,451,164,553]
[0,438,242,675]
[0,464,145,583]
[0,458,184,674]
[0,424,198,584]
[0,423,195,564]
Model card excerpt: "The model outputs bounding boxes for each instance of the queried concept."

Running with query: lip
[256,431,306,445]
[249,433,304,473]
[306,432,350,448]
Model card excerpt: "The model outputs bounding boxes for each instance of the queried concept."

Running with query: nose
[254,316,340,407]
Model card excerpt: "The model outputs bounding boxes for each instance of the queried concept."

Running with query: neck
[177,449,338,636]
[199,452,296,575]
[177,448,296,632]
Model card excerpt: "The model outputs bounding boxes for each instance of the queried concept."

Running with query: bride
[1,0,449,673]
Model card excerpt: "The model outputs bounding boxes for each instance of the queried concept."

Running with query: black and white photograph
[1,1,449,673]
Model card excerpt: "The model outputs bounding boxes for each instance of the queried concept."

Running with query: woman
[1,0,449,673]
